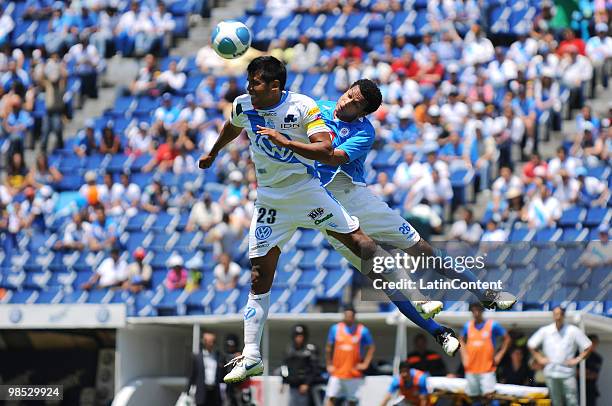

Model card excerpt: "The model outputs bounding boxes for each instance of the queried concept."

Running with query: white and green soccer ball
[211,20,252,59]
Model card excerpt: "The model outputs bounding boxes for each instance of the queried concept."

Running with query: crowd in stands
[0,0,610,313]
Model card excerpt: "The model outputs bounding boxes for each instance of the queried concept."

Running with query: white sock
[242,291,270,360]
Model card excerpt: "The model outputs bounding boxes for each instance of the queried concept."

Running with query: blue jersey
[314,100,375,186]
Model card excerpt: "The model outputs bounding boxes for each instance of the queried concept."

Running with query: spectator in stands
[393,151,424,190]
[579,224,611,268]
[127,121,153,155]
[0,200,21,257]
[157,60,186,94]
[523,183,562,229]
[219,78,245,118]
[553,169,580,209]
[441,89,469,132]
[54,211,90,251]
[498,347,533,385]
[0,8,14,47]
[369,172,396,205]
[177,94,206,142]
[44,4,76,55]
[575,167,610,207]
[405,169,453,221]
[3,97,32,156]
[390,106,418,151]
[586,23,611,92]
[575,105,601,137]
[560,45,592,110]
[153,93,181,134]
[99,122,122,155]
[281,324,320,406]
[89,7,117,58]
[528,306,593,406]
[534,68,561,126]
[1,59,30,93]
[152,1,176,53]
[463,24,494,65]
[406,333,447,377]
[558,29,586,56]
[548,146,580,178]
[511,85,537,159]
[196,42,226,74]
[493,105,524,170]
[129,54,159,96]
[110,172,141,216]
[39,53,67,153]
[123,247,152,293]
[459,302,511,401]
[4,152,30,196]
[196,76,220,111]
[290,35,320,73]
[522,153,548,185]
[449,207,482,243]
[213,253,241,291]
[325,306,375,406]
[142,133,179,173]
[165,254,187,290]
[141,178,170,213]
[492,166,523,212]
[29,153,62,188]
[378,361,428,406]
[187,331,224,406]
[186,192,223,232]
[82,246,128,290]
[586,334,602,406]
[268,39,294,66]
[74,119,100,157]
[88,205,119,252]
[80,171,105,207]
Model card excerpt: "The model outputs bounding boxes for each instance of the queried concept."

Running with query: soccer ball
[211,21,252,59]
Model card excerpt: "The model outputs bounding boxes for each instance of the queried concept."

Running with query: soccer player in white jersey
[263,78,517,323]
[198,56,392,384]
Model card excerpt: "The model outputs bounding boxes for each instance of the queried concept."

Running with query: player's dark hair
[350,79,382,115]
[554,305,566,315]
[343,304,356,314]
[247,56,287,90]
[399,361,410,371]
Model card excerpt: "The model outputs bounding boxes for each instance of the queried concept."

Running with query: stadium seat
[297,268,327,288]
[62,290,88,304]
[533,227,562,243]
[584,207,610,228]
[8,289,37,304]
[210,289,240,314]
[561,228,588,242]
[298,249,326,270]
[86,289,115,304]
[296,229,324,250]
[288,287,316,313]
[322,250,347,270]
[185,288,212,315]
[321,268,353,299]
[558,207,586,228]
[35,287,63,304]
[155,289,188,316]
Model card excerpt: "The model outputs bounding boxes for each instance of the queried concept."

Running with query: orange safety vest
[332,322,364,379]
[399,369,429,405]
[464,319,496,374]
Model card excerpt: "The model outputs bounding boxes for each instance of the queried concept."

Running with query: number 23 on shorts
[257,207,277,224]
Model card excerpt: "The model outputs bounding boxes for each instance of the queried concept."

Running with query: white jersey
[230,91,329,187]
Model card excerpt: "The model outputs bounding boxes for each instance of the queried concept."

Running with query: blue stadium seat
[108,96,135,117]
[323,250,347,270]
[584,207,610,228]
[23,271,51,290]
[322,269,352,299]
[130,155,153,174]
[62,290,88,304]
[174,231,201,251]
[288,287,316,313]
[297,268,326,288]
[210,289,239,314]
[125,212,152,232]
[508,227,534,242]
[133,97,159,117]
[561,228,588,242]
[296,229,323,250]
[298,249,324,270]
[35,287,63,304]
[8,289,37,304]
[150,212,175,233]
[86,289,114,304]
[124,231,150,253]
[149,232,175,251]
[73,271,93,289]
[106,154,130,173]
[534,227,562,243]
[155,289,186,316]
[269,287,291,313]
[150,252,172,271]
[185,288,211,315]
[274,267,300,288]
[558,207,586,228]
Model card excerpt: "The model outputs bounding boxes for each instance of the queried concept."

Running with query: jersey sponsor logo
[260,111,277,116]
[281,113,299,129]
[253,241,270,250]
[255,225,273,240]
[244,307,256,320]
[314,213,334,225]
[399,223,416,240]
[308,207,325,220]
[255,134,295,162]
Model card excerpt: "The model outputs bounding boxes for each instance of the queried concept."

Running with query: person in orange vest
[379,361,429,406]
[325,306,375,406]
[459,302,511,402]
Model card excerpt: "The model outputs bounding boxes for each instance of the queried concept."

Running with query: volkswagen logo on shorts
[255,226,272,240]
[255,134,294,162]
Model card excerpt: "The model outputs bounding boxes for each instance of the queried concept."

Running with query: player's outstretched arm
[257,126,333,161]
[198,121,243,169]
[317,148,350,166]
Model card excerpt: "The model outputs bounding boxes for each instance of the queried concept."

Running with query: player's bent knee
[357,236,377,261]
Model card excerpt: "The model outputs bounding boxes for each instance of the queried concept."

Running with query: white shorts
[465,372,496,396]
[325,182,421,271]
[249,176,359,258]
[325,376,363,401]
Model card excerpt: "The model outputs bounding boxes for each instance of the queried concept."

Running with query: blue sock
[388,294,443,337]
[433,248,486,299]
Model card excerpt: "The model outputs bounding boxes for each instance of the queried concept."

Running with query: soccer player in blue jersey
[198,57,445,384]
[311,79,516,310]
